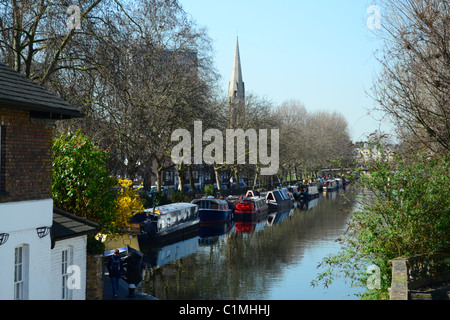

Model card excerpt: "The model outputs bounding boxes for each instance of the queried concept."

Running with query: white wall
[50,236,88,300]
[0,199,53,300]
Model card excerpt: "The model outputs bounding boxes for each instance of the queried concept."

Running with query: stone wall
[389,253,450,300]
[86,254,103,300]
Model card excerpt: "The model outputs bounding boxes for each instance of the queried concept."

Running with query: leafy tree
[52,130,119,234]
[114,179,145,231]
[313,152,450,299]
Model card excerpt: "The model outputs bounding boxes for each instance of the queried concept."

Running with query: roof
[0,62,83,119]
[144,202,198,215]
[52,208,98,241]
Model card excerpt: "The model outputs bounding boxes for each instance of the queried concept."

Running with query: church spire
[228,37,245,104]
[228,37,245,127]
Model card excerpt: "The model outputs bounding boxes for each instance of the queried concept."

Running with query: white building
[0,62,88,300]
[50,208,98,300]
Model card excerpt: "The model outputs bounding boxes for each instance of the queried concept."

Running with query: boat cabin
[192,197,230,211]
[142,203,199,236]
[235,197,267,213]
[266,189,291,204]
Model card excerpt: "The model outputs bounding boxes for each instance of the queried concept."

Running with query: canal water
[138,188,362,300]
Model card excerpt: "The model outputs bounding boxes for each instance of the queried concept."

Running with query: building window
[61,248,73,300]
[14,245,28,300]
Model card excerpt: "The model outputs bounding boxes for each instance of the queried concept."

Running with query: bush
[170,190,190,203]
[204,185,215,197]
[52,130,118,234]
[313,152,450,299]
[150,191,171,207]
[86,236,105,255]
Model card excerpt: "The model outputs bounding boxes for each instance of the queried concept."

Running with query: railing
[389,253,450,300]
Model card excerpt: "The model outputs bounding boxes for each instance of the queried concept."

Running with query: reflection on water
[139,188,362,300]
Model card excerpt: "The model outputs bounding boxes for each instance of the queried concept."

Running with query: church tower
[228,37,245,127]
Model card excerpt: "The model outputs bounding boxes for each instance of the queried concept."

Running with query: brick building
[0,62,96,300]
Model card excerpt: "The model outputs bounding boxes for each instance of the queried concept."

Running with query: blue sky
[179,0,394,142]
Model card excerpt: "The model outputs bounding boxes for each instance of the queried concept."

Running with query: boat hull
[138,219,200,246]
[199,209,233,224]
[299,191,319,200]
[267,199,293,212]
[234,206,269,222]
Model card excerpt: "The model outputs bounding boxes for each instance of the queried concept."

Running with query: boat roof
[242,196,265,202]
[266,189,291,201]
[144,202,197,215]
[192,198,228,205]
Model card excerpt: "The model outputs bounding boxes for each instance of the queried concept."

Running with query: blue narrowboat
[192,197,233,224]
[264,189,294,212]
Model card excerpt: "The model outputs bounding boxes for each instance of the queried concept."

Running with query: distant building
[354,141,395,164]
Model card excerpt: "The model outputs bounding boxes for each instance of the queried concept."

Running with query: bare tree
[275,100,352,181]
[370,0,450,153]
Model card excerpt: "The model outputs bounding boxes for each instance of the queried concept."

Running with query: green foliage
[52,130,119,234]
[150,191,171,207]
[86,236,105,255]
[313,152,450,299]
[137,190,153,208]
[169,190,190,203]
[204,185,215,197]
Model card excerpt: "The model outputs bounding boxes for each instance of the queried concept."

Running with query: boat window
[267,193,274,201]
[200,200,219,209]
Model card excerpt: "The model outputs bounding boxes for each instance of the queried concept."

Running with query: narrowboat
[298,184,319,200]
[136,203,200,244]
[234,196,269,222]
[334,178,344,189]
[281,187,296,202]
[265,189,294,212]
[323,179,338,192]
[191,197,233,224]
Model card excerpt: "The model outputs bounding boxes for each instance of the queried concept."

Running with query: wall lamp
[0,233,9,245]
[36,227,51,238]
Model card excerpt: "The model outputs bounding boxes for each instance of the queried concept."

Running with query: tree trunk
[156,165,163,192]
[188,166,195,191]
[214,166,221,191]
[177,164,186,194]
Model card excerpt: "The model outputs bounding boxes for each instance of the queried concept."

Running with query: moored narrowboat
[265,189,294,212]
[298,184,319,200]
[192,197,233,224]
[323,179,338,191]
[136,203,200,244]
[234,196,269,222]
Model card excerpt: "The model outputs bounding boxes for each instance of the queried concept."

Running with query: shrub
[204,185,215,197]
